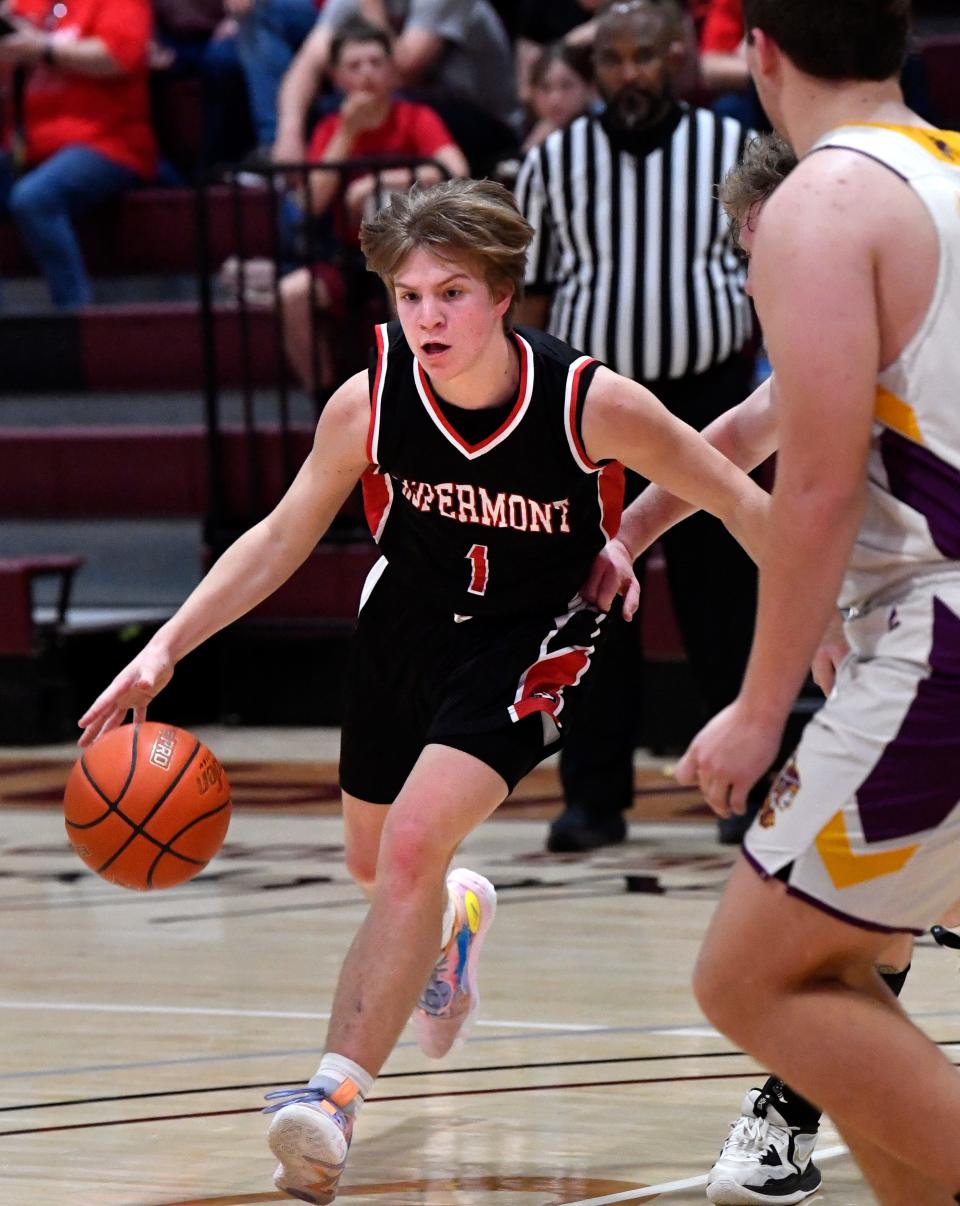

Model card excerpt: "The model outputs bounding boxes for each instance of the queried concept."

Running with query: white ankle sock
[439,882,456,951]
[307,1053,374,1116]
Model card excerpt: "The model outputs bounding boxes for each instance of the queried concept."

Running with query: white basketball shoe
[706,1088,822,1204]
[264,1083,356,1204]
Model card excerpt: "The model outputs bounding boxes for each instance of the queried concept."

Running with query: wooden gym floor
[1,729,958,1205]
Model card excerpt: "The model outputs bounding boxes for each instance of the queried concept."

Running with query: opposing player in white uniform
[671,0,960,1201]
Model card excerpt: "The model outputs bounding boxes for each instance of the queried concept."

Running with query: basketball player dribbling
[77,178,767,1203]
[666,0,960,1201]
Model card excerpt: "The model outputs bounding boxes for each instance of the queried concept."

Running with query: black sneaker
[546,806,627,852]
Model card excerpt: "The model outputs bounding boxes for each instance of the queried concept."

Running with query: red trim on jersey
[361,467,392,541]
[511,648,592,722]
[367,323,386,464]
[416,331,530,454]
[567,356,599,470]
[598,462,626,539]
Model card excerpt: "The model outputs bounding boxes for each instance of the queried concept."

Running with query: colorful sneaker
[706,1088,821,1205]
[263,1084,355,1204]
[413,868,496,1059]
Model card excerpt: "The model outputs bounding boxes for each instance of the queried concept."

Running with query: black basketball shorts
[338,560,609,804]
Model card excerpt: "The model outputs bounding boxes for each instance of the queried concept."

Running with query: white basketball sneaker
[413,868,497,1058]
[706,1088,822,1204]
[263,1084,355,1204]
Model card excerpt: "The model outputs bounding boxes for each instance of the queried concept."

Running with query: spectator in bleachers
[275,17,467,391]
[522,41,595,154]
[226,0,319,158]
[696,0,765,128]
[272,0,520,175]
[496,38,595,189]
[515,0,604,105]
[0,0,155,308]
[151,0,252,172]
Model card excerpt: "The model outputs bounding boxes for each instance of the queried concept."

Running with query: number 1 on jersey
[466,544,489,596]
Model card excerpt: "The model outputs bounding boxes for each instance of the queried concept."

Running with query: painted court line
[0,999,603,1031]
[563,1145,848,1205]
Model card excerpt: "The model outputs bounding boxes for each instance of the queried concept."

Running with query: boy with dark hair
[742,0,910,83]
[79,177,768,1203]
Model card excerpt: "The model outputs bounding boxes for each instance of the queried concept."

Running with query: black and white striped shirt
[515,105,753,383]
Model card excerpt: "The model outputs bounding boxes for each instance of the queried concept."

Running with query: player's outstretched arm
[581,366,770,563]
[78,373,371,746]
[676,154,881,815]
[618,376,779,559]
[580,377,779,618]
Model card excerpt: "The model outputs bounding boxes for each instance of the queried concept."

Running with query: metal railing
[193,156,451,558]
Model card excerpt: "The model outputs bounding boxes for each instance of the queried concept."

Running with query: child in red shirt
[278,17,467,392]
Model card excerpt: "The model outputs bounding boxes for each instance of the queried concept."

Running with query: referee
[515,0,762,849]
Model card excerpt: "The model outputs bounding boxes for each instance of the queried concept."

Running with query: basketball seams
[65,724,231,891]
[145,797,233,887]
[73,724,149,824]
[94,739,203,878]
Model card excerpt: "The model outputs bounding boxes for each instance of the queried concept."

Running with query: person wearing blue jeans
[228,0,319,151]
[0,146,138,308]
[0,0,155,309]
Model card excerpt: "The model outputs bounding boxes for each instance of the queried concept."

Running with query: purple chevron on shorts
[881,428,960,559]
[856,597,960,843]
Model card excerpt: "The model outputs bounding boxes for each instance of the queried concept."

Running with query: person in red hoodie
[0,0,155,307]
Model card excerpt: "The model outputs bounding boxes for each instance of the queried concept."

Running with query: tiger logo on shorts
[758,757,801,829]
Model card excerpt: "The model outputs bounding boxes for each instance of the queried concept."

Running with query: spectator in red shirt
[0,0,155,307]
[697,0,765,128]
[278,17,467,390]
[699,0,746,89]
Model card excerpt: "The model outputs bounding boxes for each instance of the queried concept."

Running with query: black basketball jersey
[361,320,625,616]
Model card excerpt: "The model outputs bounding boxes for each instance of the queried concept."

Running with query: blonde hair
[360,178,534,326]
[718,132,797,249]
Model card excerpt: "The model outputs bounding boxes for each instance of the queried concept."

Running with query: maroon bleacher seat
[0,186,277,278]
[0,555,84,656]
[0,425,365,525]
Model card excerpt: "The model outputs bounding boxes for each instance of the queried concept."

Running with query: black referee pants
[559,353,768,816]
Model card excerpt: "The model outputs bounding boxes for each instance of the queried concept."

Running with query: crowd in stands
[0,0,956,314]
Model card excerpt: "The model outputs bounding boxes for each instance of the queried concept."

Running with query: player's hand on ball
[581,537,641,620]
[78,645,175,747]
[675,701,783,818]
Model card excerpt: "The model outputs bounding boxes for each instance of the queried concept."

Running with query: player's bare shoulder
[312,371,371,455]
[318,369,370,425]
[762,144,931,261]
[757,150,885,255]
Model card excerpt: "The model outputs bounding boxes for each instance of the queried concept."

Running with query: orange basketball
[64,722,232,890]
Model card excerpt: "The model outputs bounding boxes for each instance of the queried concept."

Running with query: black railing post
[193,176,225,554]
